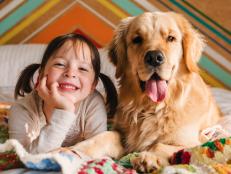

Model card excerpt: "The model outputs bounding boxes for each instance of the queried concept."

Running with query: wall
[0,0,230,89]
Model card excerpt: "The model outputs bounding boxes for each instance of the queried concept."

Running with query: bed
[1,44,231,174]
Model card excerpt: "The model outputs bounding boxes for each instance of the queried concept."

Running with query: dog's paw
[130,151,168,173]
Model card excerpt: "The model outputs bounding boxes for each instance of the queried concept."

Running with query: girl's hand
[36,76,75,112]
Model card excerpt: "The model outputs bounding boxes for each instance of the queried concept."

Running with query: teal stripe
[199,56,231,88]
[0,0,44,36]
[182,0,230,36]
[111,0,143,16]
[169,0,231,45]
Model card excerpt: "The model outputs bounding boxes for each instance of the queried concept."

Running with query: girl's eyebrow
[80,62,92,68]
[52,56,65,60]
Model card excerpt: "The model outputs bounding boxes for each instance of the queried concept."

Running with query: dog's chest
[116,104,177,152]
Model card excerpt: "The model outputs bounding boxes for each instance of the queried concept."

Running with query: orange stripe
[30,4,114,46]
[74,29,102,48]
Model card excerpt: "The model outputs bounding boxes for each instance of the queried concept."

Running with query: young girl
[8,33,117,154]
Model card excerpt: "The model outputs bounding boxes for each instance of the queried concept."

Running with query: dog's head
[108,12,205,103]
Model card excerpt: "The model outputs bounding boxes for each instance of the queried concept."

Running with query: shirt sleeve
[83,92,107,139]
[8,103,75,154]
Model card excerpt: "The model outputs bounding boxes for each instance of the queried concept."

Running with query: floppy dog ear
[172,13,205,73]
[108,17,134,78]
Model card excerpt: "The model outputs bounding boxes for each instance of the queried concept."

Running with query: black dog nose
[145,50,164,67]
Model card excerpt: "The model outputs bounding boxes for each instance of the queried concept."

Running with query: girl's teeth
[60,84,76,90]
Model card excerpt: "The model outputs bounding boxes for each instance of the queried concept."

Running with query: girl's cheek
[46,70,61,89]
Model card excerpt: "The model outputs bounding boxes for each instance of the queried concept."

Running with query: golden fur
[69,12,222,172]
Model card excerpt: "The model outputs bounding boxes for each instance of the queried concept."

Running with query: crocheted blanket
[118,138,231,174]
[0,138,136,174]
[1,115,231,174]
[157,138,231,174]
[0,117,136,174]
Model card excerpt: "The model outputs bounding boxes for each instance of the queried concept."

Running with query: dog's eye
[167,35,176,42]
[132,36,143,44]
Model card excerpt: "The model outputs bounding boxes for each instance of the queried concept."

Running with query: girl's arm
[83,91,107,139]
[8,103,75,154]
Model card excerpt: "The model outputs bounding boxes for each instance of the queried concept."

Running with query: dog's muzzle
[144,50,164,67]
[139,50,168,103]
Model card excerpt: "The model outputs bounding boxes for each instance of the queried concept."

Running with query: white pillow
[0,44,46,87]
[211,88,231,117]
[0,44,46,102]
[97,49,117,95]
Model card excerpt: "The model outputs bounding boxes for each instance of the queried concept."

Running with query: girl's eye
[79,67,88,72]
[54,63,65,67]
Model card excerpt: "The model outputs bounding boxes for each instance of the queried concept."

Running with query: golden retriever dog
[69,11,222,172]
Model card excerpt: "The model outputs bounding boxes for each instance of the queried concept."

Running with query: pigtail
[14,64,40,99]
[99,73,118,118]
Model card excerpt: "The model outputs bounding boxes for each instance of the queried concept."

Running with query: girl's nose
[64,69,77,78]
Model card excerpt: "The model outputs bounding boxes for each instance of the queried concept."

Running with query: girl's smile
[58,82,79,91]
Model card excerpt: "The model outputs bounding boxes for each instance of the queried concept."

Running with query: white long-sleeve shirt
[8,90,107,154]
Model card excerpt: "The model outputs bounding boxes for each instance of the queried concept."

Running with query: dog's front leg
[131,143,185,172]
[68,131,124,159]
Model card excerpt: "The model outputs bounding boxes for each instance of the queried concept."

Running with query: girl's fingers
[50,82,59,97]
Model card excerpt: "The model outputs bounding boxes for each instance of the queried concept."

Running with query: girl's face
[43,40,96,104]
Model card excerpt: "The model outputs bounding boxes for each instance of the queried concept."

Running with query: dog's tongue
[145,79,167,102]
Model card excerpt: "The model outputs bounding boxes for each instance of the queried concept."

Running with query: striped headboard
[0,0,230,89]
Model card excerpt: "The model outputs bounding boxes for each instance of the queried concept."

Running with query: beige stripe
[0,0,24,19]
[205,46,231,72]
[0,0,12,10]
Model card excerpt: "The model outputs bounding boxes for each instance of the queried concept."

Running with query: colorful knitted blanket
[156,138,231,174]
[1,113,231,174]
[119,137,231,174]
[0,138,136,174]
[0,117,136,174]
